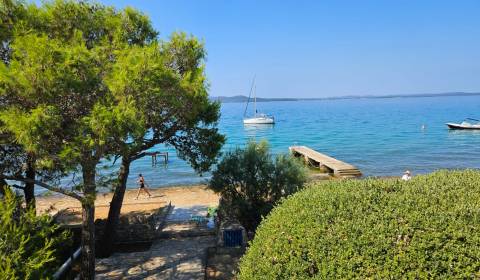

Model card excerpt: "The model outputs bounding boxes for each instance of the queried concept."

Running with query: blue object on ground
[223,229,243,247]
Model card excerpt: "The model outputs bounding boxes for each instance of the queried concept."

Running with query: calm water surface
[120,95,480,190]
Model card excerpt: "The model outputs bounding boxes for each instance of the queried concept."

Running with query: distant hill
[319,91,480,100]
[210,95,298,103]
[210,92,480,103]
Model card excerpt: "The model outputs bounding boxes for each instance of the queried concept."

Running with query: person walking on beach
[135,174,152,199]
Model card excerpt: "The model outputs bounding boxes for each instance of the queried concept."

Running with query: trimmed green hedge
[238,170,480,279]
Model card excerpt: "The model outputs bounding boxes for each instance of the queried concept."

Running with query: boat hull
[446,123,480,130]
[243,117,275,124]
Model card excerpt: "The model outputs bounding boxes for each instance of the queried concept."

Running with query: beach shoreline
[36,184,219,222]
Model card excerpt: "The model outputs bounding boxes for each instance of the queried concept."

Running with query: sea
[120,94,480,189]
[36,95,480,194]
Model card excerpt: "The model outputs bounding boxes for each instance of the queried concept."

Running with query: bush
[209,140,306,231]
[0,188,71,279]
[238,170,480,279]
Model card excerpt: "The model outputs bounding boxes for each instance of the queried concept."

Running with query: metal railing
[53,247,81,280]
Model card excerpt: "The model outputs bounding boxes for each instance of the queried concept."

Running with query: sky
[46,1,480,98]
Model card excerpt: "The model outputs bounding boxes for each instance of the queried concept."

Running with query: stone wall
[95,206,168,243]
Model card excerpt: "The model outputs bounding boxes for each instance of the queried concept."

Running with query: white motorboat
[446,118,480,130]
[243,77,275,125]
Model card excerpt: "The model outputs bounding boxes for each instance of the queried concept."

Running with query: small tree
[0,187,70,279]
[209,141,306,231]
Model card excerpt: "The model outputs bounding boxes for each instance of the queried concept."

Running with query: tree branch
[11,184,25,190]
[112,154,122,166]
[128,131,165,162]
[0,175,85,202]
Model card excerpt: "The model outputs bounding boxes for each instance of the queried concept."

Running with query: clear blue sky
[51,1,480,97]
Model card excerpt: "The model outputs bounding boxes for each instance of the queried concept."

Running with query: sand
[36,185,219,223]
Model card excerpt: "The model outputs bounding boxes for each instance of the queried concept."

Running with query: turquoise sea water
[125,95,480,189]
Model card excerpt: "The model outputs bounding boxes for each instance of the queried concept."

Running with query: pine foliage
[0,189,70,279]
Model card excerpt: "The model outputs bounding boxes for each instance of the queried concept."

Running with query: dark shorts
[140,183,145,188]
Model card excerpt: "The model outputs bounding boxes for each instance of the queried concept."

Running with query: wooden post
[151,154,155,166]
[147,151,168,166]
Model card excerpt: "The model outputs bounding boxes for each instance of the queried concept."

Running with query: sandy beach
[36,185,219,223]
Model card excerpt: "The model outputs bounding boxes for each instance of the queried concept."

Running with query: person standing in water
[135,174,152,199]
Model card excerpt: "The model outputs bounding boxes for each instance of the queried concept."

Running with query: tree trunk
[80,165,96,280]
[0,178,7,196]
[98,158,131,257]
[24,153,35,210]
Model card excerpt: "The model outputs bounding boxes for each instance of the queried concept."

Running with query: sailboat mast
[254,84,257,117]
[243,75,256,118]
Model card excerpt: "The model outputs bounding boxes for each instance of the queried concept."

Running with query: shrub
[209,140,306,231]
[238,170,480,279]
[0,188,71,279]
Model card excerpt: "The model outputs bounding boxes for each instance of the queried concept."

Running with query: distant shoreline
[211,92,480,103]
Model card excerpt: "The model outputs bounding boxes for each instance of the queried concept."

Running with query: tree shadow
[95,236,216,279]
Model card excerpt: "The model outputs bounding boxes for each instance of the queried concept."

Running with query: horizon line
[212,91,480,101]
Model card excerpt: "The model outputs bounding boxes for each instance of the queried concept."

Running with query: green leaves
[209,140,307,231]
[0,188,71,279]
[238,170,480,279]
[85,97,145,146]
[0,105,61,154]
[162,32,206,77]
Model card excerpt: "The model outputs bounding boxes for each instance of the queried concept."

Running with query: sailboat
[243,78,275,124]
